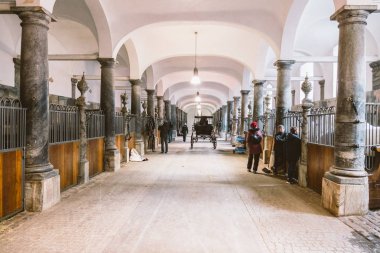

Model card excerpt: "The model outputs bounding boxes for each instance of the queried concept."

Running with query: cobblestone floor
[0,140,378,253]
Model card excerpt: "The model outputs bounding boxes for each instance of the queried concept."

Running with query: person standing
[158,120,170,153]
[286,127,301,184]
[246,121,263,173]
[273,125,287,175]
[181,123,189,142]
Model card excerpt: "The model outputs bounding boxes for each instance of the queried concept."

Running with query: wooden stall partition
[0,150,23,220]
[115,134,127,162]
[307,143,334,194]
[128,132,136,150]
[369,151,380,209]
[87,138,104,177]
[49,141,80,191]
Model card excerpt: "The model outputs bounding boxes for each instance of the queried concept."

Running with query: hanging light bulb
[195,91,201,102]
[191,32,201,85]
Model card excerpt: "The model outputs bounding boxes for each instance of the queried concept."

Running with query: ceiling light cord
[194,31,198,68]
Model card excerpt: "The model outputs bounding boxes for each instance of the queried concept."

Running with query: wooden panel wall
[0,150,23,220]
[115,134,126,162]
[87,138,104,177]
[369,152,380,209]
[307,144,334,194]
[49,142,80,191]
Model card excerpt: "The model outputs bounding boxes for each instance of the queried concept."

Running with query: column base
[123,145,130,163]
[25,170,60,212]
[78,160,89,184]
[322,172,368,216]
[105,149,120,172]
[172,130,177,140]
[298,162,307,187]
[263,149,271,164]
[231,134,237,146]
[135,140,145,157]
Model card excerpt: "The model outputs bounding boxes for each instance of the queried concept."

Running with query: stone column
[322,6,376,216]
[221,105,228,138]
[121,92,130,163]
[171,104,177,138]
[253,80,265,122]
[291,90,296,106]
[13,58,20,97]
[146,89,155,117]
[319,79,325,100]
[99,58,120,172]
[14,7,60,211]
[232,96,240,143]
[262,95,272,164]
[76,75,89,184]
[299,76,313,187]
[130,79,144,155]
[157,96,164,121]
[240,90,250,133]
[164,100,171,121]
[71,78,78,99]
[370,61,380,91]
[274,60,295,127]
[227,100,233,138]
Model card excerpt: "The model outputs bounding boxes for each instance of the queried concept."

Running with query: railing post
[121,92,130,163]
[76,74,89,184]
[299,76,313,187]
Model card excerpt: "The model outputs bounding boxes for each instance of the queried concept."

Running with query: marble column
[253,80,265,122]
[14,7,60,211]
[146,89,155,117]
[171,104,177,138]
[322,6,376,216]
[370,60,380,91]
[157,96,164,122]
[274,60,295,127]
[99,58,120,172]
[240,90,250,133]
[130,79,144,155]
[76,75,89,184]
[164,100,171,121]
[227,100,233,135]
[13,58,20,97]
[71,78,78,99]
[262,95,272,164]
[299,77,313,188]
[232,96,240,143]
[221,105,228,138]
[319,79,325,100]
[291,90,295,106]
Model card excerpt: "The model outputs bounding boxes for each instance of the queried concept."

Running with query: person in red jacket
[246,121,263,173]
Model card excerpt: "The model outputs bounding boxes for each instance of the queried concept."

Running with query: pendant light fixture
[191,32,201,85]
[195,91,201,102]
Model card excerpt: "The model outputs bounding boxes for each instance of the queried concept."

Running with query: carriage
[190,116,217,149]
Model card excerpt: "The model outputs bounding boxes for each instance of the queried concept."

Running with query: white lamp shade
[191,67,201,85]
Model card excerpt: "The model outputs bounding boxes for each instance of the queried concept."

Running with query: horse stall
[0,98,26,220]
[86,110,105,177]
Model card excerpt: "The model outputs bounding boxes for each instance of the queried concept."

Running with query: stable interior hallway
[0,139,376,253]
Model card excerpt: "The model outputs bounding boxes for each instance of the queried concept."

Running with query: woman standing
[246,121,263,173]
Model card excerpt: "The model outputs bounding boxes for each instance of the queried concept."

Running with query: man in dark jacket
[246,121,263,173]
[181,123,189,142]
[158,120,170,153]
[286,127,301,184]
[273,125,287,175]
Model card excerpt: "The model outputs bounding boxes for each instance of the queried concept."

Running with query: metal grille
[283,110,302,133]
[365,103,380,172]
[266,110,276,136]
[308,107,335,146]
[49,104,79,144]
[115,112,124,135]
[86,110,105,139]
[0,97,26,151]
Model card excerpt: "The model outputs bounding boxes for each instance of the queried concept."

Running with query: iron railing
[86,110,105,139]
[115,112,124,135]
[0,97,26,151]
[365,103,380,172]
[49,104,79,144]
[283,110,302,133]
[308,107,335,146]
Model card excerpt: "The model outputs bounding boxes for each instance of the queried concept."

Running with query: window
[333,45,338,98]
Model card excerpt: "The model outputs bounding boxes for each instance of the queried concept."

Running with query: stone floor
[0,139,379,253]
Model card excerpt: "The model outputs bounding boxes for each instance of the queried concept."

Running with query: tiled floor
[0,140,376,253]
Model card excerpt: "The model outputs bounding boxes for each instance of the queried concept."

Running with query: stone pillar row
[130,79,144,155]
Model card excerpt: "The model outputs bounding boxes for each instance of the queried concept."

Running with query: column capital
[98,58,116,68]
[291,89,295,95]
[130,79,143,86]
[370,60,380,70]
[331,5,376,24]
[71,78,78,84]
[252,80,266,86]
[156,95,163,100]
[318,79,325,86]
[233,96,240,101]
[240,90,250,95]
[274,60,295,69]
[12,6,56,25]
[13,57,21,66]
[146,89,155,95]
